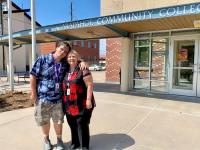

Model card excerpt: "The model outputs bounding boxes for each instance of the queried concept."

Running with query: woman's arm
[83,74,93,109]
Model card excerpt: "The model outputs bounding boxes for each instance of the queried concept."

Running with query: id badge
[67,88,70,95]
[55,83,60,93]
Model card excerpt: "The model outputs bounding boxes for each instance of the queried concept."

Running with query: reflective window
[133,36,169,93]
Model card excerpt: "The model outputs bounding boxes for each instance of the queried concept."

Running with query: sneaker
[56,139,65,150]
[43,140,53,150]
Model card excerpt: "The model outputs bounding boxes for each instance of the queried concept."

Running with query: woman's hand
[86,99,92,109]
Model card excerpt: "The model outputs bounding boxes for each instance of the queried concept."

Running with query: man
[30,41,82,150]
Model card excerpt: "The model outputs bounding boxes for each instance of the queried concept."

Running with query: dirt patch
[0,91,33,113]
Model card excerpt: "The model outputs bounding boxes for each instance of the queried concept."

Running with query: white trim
[132,28,200,35]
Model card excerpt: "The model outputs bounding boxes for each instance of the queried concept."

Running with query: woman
[62,50,95,150]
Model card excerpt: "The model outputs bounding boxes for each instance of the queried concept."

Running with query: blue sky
[12,0,100,26]
[12,0,105,56]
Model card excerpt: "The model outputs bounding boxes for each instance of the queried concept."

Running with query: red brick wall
[106,38,121,82]
[72,40,99,65]
[39,42,56,55]
[39,40,99,64]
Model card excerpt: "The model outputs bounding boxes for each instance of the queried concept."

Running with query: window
[73,41,77,46]
[94,42,97,49]
[134,40,150,67]
[88,41,91,48]
[81,41,85,47]
[133,35,169,93]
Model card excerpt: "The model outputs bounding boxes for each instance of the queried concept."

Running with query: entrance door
[169,36,198,96]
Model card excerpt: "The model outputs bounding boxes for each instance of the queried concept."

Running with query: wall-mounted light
[193,20,200,28]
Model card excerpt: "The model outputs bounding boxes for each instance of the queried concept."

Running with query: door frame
[169,35,199,96]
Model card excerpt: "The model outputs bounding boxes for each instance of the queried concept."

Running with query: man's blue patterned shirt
[30,53,68,103]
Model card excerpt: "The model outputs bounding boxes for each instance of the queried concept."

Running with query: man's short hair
[56,41,71,51]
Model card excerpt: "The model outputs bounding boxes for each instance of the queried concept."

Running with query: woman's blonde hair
[67,49,80,60]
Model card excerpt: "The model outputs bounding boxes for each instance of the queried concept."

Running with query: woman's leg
[66,115,80,148]
[77,110,92,149]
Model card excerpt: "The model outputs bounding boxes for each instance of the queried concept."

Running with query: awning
[1,2,200,45]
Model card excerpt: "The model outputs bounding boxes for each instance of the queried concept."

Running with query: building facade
[0,2,41,72]
[40,40,99,65]
[101,0,200,96]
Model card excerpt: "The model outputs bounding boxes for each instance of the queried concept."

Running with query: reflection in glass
[134,40,150,80]
[151,81,168,92]
[134,80,150,90]
[172,69,193,90]
[151,38,169,80]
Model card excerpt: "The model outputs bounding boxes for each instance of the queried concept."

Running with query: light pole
[7,0,14,91]
[31,0,36,67]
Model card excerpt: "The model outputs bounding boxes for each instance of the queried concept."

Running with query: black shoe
[81,147,89,150]
[69,144,80,150]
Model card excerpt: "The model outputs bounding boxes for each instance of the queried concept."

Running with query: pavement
[1,71,200,150]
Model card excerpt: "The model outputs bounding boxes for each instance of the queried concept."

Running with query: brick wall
[39,40,99,64]
[72,40,99,65]
[39,42,56,55]
[106,38,121,82]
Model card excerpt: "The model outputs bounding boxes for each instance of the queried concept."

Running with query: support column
[7,0,14,91]
[120,37,131,92]
[31,0,36,66]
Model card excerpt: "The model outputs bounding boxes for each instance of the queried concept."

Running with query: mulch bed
[0,91,33,113]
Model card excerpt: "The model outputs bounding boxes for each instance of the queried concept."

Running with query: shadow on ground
[61,133,135,150]
[94,83,200,104]
[90,133,135,150]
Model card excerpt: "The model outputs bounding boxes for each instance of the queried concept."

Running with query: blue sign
[1,2,200,41]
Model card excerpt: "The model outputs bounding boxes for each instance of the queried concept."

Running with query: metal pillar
[7,0,13,91]
[31,0,36,66]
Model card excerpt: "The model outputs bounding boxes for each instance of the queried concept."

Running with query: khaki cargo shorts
[34,101,64,126]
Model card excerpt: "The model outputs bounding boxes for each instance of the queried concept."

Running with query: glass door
[169,36,198,96]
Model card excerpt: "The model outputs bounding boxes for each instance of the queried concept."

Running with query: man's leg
[52,103,64,150]
[35,102,53,150]
[42,123,51,141]
[53,123,62,139]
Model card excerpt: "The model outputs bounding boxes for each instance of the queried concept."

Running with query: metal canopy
[0,2,200,45]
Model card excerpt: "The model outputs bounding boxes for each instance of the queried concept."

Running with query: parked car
[89,64,103,71]
[99,63,106,70]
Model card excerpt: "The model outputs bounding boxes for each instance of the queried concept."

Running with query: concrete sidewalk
[1,87,200,150]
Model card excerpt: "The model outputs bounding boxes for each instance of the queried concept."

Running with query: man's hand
[30,92,37,104]
[79,61,88,70]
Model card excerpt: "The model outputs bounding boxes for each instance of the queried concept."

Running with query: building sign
[47,2,200,32]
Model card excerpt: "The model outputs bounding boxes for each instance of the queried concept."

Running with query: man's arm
[30,74,37,103]
[79,59,89,70]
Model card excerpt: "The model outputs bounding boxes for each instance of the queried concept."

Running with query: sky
[12,0,106,56]
[12,0,100,26]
